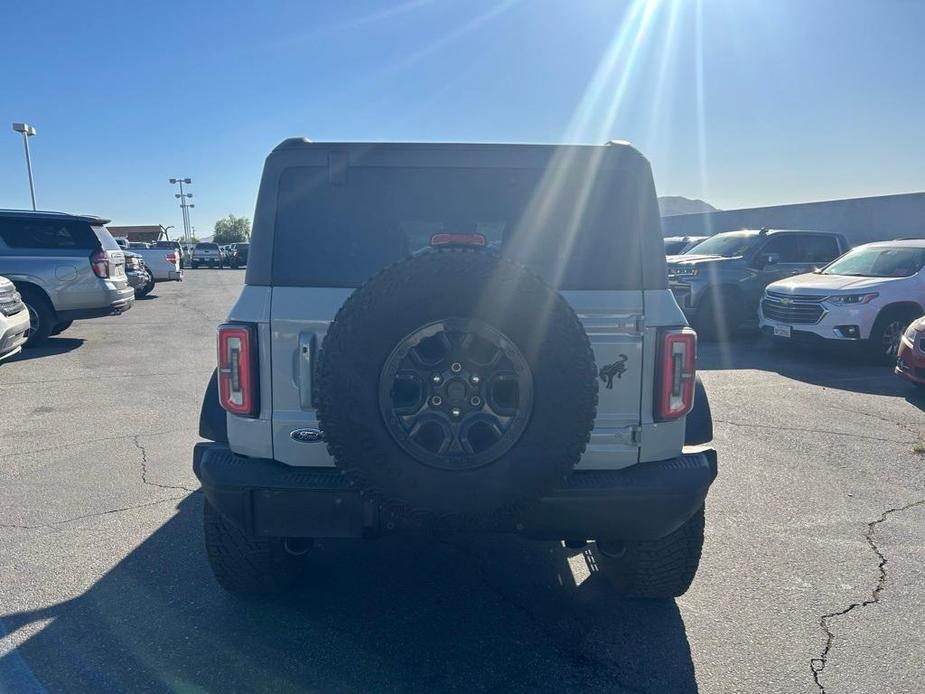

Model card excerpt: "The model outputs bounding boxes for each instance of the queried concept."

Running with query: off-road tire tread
[596,506,705,599]
[202,500,305,593]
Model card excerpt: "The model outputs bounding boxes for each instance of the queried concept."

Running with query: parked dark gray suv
[667,228,850,339]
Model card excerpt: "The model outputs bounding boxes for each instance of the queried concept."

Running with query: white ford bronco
[195,140,716,598]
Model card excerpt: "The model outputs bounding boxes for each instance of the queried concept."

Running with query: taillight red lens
[656,328,697,421]
[165,252,178,265]
[217,323,258,416]
[90,250,110,278]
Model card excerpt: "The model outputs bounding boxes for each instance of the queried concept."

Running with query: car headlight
[668,266,699,278]
[825,292,879,305]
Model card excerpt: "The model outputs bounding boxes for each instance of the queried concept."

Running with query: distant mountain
[658,196,719,217]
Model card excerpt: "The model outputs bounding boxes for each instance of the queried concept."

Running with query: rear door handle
[299,332,318,409]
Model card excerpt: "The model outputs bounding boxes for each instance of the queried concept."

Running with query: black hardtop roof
[0,209,111,225]
[267,139,649,172]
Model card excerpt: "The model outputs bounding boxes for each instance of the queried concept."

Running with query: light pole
[12,122,37,210]
[169,178,194,243]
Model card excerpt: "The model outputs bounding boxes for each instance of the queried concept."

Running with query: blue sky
[1,0,923,235]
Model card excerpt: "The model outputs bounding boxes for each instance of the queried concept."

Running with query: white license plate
[773,324,792,338]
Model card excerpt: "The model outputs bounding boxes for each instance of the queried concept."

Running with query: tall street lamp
[12,122,37,210]
[169,178,193,242]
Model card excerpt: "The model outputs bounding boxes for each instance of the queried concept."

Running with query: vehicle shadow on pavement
[6,338,85,363]
[0,494,697,693]
[698,335,911,397]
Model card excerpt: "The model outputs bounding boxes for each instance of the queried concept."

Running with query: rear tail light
[655,327,697,421]
[217,323,259,416]
[165,252,178,265]
[90,250,111,278]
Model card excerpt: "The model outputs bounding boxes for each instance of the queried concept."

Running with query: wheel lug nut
[451,362,462,373]
[430,396,442,406]
[432,374,442,384]
[451,407,461,417]
[471,375,480,385]
[470,396,481,407]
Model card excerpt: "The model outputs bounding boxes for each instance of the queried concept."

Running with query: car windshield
[681,232,757,258]
[821,246,925,277]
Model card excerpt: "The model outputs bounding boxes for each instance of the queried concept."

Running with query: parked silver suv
[0,210,134,345]
[194,140,716,598]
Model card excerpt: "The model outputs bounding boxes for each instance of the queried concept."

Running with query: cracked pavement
[2,271,924,693]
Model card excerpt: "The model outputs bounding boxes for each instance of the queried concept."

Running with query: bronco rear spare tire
[318,249,597,525]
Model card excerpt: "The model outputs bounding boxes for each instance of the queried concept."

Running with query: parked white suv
[0,275,29,361]
[759,239,925,360]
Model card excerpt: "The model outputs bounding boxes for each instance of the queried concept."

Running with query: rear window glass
[0,218,101,250]
[94,226,122,251]
[272,165,643,289]
[196,243,218,250]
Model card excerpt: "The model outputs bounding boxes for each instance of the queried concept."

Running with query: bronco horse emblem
[599,355,628,389]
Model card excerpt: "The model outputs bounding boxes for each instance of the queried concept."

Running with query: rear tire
[203,499,310,593]
[593,506,705,599]
[19,287,55,348]
[50,320,73,337]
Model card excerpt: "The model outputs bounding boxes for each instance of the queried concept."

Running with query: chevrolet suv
[0,210,134,346]
[667,228,850,339]
[760,239,925,361]
[194,140,716,598]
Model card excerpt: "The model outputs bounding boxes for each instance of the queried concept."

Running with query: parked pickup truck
[191,242,224,269]
[114,238,183,283]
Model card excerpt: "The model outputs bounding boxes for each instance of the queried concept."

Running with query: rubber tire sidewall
[20,288,55,348]
[593,505,706,599]
[868,308,919,364]
[202,499,307,593]
[318,249,598,525]
[50,320,73,337]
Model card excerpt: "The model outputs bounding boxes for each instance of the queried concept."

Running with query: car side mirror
[754,253,780,269]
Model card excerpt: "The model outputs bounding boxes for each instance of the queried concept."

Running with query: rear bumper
[154,270,183,282]
[193,443,717,542]
[896,336,925,384]
[57,290,134,321]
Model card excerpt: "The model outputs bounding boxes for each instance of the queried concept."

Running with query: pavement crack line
[132,435,198,493]
[810,497,925,693]
[714,419,912,445]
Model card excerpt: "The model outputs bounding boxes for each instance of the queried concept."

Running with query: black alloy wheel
[379,318,533,471]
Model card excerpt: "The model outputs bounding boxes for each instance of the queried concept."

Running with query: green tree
[212,214,251,245]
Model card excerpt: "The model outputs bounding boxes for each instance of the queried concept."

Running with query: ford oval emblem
[290,428,324,443]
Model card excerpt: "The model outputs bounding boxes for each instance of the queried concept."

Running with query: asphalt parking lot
[1,270,923,694]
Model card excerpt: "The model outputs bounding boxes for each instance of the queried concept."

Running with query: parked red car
[896,315,925,387]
